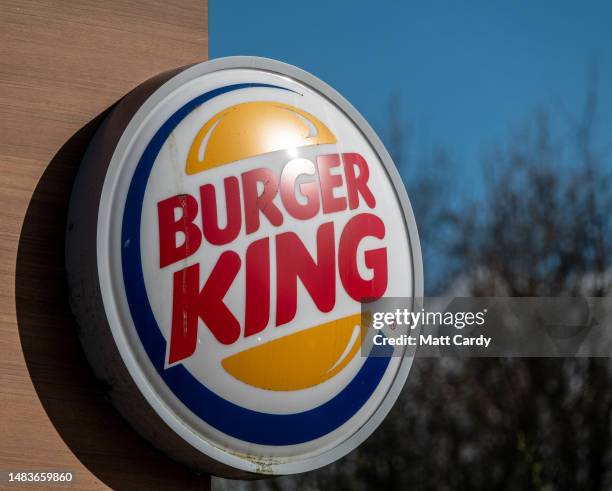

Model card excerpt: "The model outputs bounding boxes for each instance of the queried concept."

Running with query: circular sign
[66,57,422,477]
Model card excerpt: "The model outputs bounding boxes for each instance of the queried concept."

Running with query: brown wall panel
[0,1,210,489]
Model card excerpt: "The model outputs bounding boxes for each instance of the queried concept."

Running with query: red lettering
[339,213,388,301]
[276,222,336,326]
[160,156,388,362]
[317,154,347,214]
[168,253,241,365]
[342,153,376,209]
[199,176,241,245]
[280,158,320,220]
[157,194,202,268]
[244,238,270,337]
[242,167,284,234]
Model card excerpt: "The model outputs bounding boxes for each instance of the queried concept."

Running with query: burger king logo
[67,57,422,477]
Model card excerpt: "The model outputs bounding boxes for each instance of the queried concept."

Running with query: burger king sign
[66,57,422,477]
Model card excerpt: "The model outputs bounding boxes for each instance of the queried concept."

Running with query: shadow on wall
[14,112,209,491]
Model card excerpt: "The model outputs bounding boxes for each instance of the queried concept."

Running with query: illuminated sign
[66,57,422,477]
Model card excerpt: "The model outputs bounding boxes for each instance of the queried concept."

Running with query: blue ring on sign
[121,83,392,445]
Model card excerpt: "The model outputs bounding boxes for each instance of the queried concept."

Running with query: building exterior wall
[0,1,210,488]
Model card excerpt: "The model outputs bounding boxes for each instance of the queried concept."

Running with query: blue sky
[210,1,612,192]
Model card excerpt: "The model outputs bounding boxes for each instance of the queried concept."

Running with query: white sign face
[68,57,422,476]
